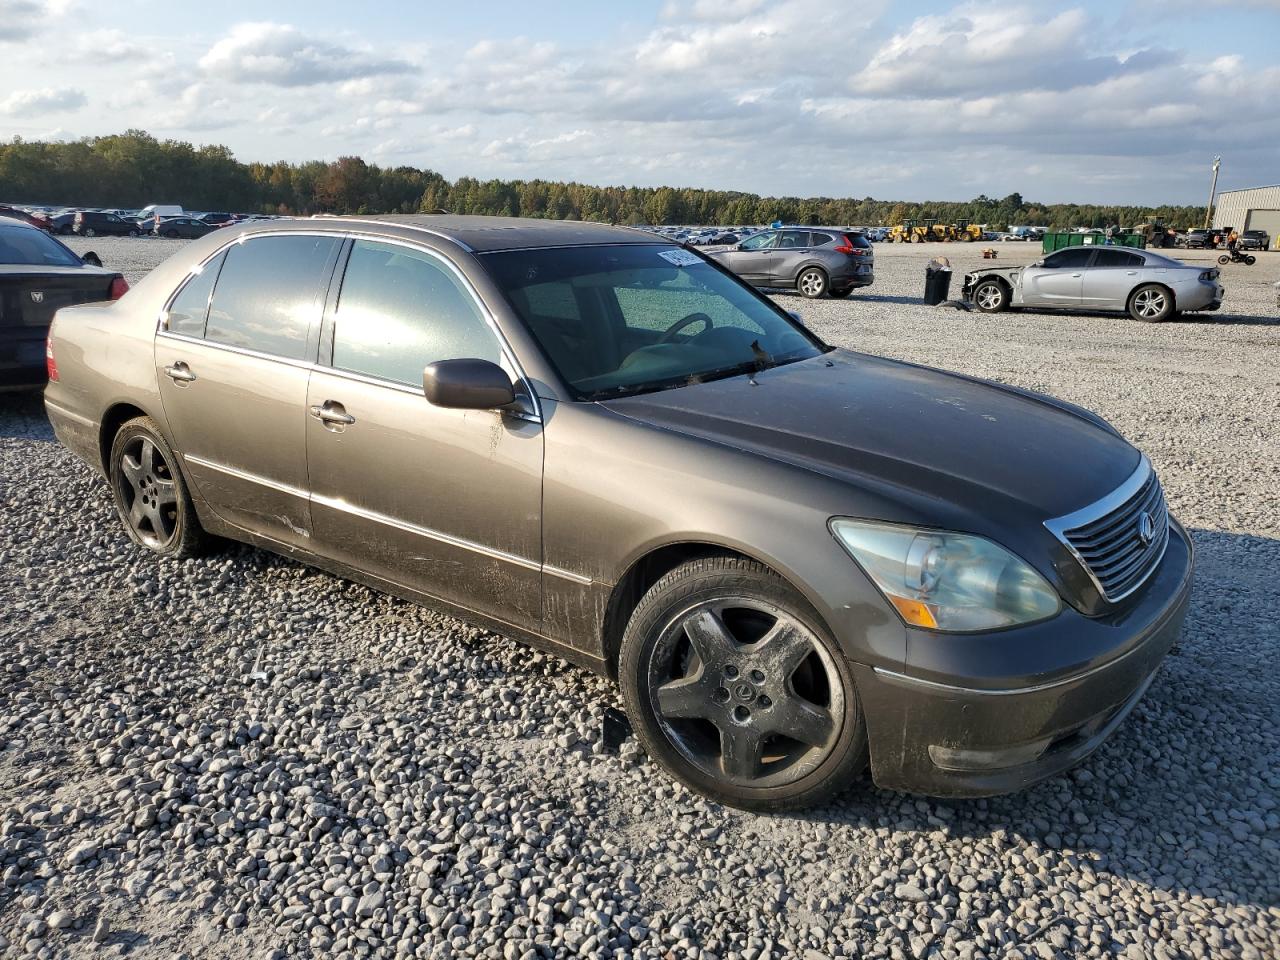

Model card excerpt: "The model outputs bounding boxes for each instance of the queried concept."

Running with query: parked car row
[0,202,283,238]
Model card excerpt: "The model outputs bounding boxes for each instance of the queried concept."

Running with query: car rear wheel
[128,228,139,237]
[109,417,208,559]
[972,279,1009,313]
[1128,284,1173,322]
[84,227,96,237]
[797,268,828,299]
[619,556,867,811]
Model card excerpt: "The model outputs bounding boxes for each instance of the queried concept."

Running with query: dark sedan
[153,217,218,239]
[45,215,1190,811]
[1,220,126,390]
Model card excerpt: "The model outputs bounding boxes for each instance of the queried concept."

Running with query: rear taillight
[46,336,58,382]
[109,276,129,300]
[834,234,870,255]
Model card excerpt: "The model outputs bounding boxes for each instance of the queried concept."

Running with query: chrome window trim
[156,330,318,373]
[1044,454,1169,603]
[309,215,475,252]
[154,227,542,423]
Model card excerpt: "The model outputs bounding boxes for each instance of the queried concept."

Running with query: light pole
[1204,156,1221,230]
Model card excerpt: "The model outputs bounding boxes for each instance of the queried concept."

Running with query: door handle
[164,362,196,383]
[309,402,356,426]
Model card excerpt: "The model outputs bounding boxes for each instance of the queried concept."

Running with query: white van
[139,204,183,219]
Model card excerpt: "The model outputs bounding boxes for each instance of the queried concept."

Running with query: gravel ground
[2,236,1278,959]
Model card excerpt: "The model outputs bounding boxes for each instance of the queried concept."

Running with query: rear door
[306,237,544,631]
[771,230,812,284]
[1080,249,1144,310]
[1021,248,1093,307]
[155,233,341,549]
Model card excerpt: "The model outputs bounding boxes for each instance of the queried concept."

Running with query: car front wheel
[620,556,867,811]
[1129,284,1173,322]
[796,267,828,299]
[109,417,208,559]
[972,279,1009,312]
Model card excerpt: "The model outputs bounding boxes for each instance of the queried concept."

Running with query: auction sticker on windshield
[657,249,703,267]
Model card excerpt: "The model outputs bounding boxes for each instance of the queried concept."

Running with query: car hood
[964,263,1023,278]
[601,350,1139,529]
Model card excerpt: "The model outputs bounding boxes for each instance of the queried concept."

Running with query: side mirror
[423,358,515,410]
[82,251,102,267]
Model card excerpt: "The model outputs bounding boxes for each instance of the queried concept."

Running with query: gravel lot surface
[2,236,1278,959]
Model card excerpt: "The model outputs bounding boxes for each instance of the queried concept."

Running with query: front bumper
[853,519,1194,797]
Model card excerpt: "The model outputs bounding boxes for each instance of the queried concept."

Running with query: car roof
[292,214,661,253]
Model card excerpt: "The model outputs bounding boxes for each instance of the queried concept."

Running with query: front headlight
[830,519,1061,632]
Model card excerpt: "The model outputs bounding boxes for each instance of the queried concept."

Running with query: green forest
[0,130,1205,229]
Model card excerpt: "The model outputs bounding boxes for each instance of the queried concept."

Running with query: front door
[722,230,778,283]
[1021,248,1093,306]
[155,234,341,549]
[306,238,544,632]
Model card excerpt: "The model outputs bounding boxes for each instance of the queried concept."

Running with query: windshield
[484,244,827,400]
[0,223,83,267]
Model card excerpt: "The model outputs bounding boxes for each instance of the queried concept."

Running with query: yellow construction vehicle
[954,218,983,242]
[887,219,921,242]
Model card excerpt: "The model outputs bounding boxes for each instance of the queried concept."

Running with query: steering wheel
[658,312,714,344]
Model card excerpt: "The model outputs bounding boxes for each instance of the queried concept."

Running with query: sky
[1,0,1278,205]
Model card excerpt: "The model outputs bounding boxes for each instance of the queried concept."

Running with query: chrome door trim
[156,331,319,373]
[309,215,476,252]
[182,453,310,500]
[310,492,543,574]
[543,564,593,585]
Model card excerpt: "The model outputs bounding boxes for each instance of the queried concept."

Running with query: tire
[619,556,868,812]
[1128,283,1174,322]
[1246,255,1257,266]
[128,229,139,237]
[84,227,96,237]
[108,417,208,559]
[972,278,1009,313]
[1218,255,1230,265]
[796,267,828,299]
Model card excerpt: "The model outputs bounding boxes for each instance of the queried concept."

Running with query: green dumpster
[1042,232,1145,253]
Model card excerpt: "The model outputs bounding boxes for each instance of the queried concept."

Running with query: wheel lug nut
[757,695,772,708]
[733,705,751,723]
[724,664,738,679]
[749,669,765,683]
[713,687,730,704]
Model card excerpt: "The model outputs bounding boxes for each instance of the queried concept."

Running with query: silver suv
[709,227,874,298]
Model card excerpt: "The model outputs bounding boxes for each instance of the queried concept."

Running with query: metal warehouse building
[1213,185,1280,247]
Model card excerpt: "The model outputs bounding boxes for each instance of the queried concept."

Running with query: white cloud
[199,22,413,87]
[0,0,46,41]
[0,86,86,115]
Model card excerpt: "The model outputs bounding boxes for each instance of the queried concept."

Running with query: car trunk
[0,266,118,385]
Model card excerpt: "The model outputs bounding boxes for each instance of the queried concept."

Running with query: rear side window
[166,251,226,337]
[1092,250,1143,267]
[330,239,500,386]
[810,233,834,247]
[205,235,339,360]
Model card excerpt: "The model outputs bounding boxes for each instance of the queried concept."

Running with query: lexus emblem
[1137,511,1156,546]
[29,291,44,303]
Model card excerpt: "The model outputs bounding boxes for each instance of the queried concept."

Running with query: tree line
[0,130,1205,229]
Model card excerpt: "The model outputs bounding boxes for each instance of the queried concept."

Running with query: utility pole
[1204,156,1221,230]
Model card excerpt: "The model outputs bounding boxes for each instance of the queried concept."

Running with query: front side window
[485,244,826,400]
[166,250,227,337]
[331,239,500,386]
[738,231,777,251]
[1044,249,1093,269]
[205,235,339,360]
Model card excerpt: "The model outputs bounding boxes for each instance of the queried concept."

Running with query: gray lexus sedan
[44,216,1193,811]
[962,245,1223,321]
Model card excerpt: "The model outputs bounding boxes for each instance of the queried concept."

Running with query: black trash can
[923,258,952,305]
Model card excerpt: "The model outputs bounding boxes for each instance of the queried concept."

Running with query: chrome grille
[1046,458,1169,602]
